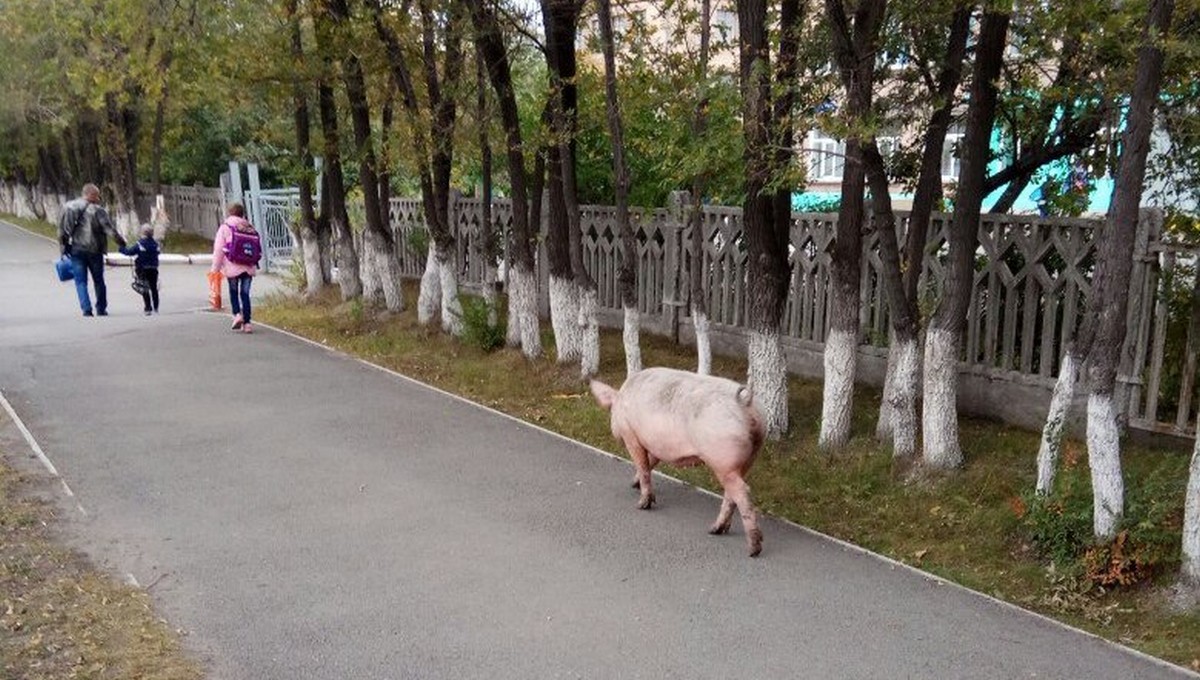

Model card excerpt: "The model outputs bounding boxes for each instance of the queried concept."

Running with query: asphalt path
[0,219,1192,679]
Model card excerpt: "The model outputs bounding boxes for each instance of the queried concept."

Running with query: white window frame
[807,130,845,181]
[877,135,898,161]
[941,132,964,180]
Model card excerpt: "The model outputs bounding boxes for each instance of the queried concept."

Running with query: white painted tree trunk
[622,305,642,377]
[748,329,788,439]
[302,231,325,297]
[437,248,463,336]
[379,246,406,313]
[890,336,921,459]
[579,287,600,378]
[1181,421,1200,587]
[508,263,542,359]
[876,331,899,444]
[819,329,857,450]
[549,275,581,362]
[922,328,964,468]
[1086,392,1124,540]
[1037,351,1079,496]
[150,202,170,242]
[505,264,522,348]
[692,306,712,376]
[483,264,499,327]
[113,208,138,242]
[360,238,385,307]
[417,247,441,324]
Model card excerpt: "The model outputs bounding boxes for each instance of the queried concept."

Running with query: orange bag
[207,271,223,311]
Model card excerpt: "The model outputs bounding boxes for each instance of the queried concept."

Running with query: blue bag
[55,256,74,282]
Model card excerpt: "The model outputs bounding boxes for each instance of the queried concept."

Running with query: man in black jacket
[58,184,126,316]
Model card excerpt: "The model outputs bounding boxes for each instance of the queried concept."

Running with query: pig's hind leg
[624,439,656,509]
[630,454,660,488]
[722,473,762,557]
[708,495,735,535]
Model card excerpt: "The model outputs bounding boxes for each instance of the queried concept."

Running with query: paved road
[0,219,1191,679]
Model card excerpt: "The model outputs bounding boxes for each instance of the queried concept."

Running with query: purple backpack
[224,222,262,266]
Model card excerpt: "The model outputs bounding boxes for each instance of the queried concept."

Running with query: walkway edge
[0,389,86,515]
[253,315,1199,679]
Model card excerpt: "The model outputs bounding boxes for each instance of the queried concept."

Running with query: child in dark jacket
[120,225,161,315]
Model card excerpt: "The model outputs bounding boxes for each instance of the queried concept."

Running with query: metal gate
[244,189,299,273]
[223,161,302,273]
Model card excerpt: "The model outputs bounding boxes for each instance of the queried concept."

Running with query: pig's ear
[589,380,617,410]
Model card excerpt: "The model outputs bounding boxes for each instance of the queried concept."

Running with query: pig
[589,367,766,557]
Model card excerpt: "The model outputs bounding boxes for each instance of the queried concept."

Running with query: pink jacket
[211,217,259,279]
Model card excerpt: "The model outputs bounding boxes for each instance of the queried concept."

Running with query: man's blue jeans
[70,252,107,314]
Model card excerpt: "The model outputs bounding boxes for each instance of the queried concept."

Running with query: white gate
[224,161,302,273]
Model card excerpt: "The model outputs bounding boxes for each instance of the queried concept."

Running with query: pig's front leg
[624,438,656,509]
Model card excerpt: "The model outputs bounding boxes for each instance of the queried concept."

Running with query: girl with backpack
[211,202,262,333]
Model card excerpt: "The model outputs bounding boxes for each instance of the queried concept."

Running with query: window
[941,131,964,179]
[877,136,898,161]
[808,130,845,181]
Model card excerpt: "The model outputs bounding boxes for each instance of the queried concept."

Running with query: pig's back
[620,368,758,459]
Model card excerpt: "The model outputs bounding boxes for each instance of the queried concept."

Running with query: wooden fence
[436,191,1195,442]
[19,179,1189,442]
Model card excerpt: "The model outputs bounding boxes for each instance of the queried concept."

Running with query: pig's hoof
[747,528,763,558]
[630,477,641,489]
[637,493,656,510]
[708,522,731,535]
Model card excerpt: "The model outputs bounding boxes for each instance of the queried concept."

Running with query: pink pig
[590,367,766,557]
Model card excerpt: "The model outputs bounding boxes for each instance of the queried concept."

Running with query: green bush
[1022,452,1184,587]
[458,295,504,352]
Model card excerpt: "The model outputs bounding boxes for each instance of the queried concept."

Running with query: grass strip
[0,435,202,679]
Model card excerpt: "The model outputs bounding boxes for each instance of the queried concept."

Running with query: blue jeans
[228,273,253,323]
[70,252,107,314]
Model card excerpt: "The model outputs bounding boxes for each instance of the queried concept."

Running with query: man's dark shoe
[97,310,108,317]
[83,310,94,317]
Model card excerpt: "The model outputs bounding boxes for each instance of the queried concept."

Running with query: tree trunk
[101,93,139,238]
[738,0,789,438]
[821,0,885,451]
[329,0,404,313]
[1086,0,1173,540]
[1181,413,1200,592]
[467,0,541,358]
[477,49,499,323]
[421,0,465,334]
[690,0,713,376]
[316,77,362,300]
[863,140,920,458]
[150,51,173,198]
[596,0,640,377]
[288,0,325,297]
[542,0,588,367]
[1037,346,1079,495]
[877,5,971,445]
[922,7,1010,469]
